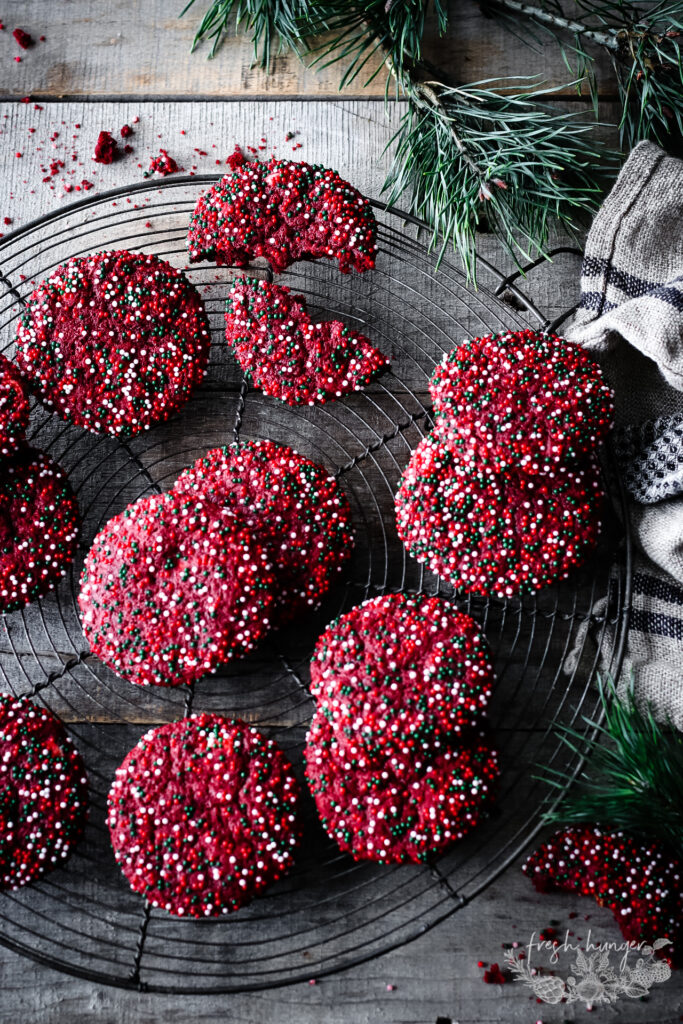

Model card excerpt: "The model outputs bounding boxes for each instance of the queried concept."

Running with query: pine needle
[180,0,319,62]
[540,675,683,857]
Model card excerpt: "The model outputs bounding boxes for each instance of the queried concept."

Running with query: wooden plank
[0,100,402,240]
[0,1,616,100]
[0,96,619,306]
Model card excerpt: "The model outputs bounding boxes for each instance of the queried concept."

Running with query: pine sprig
[383,78,614,275]
[180,0,619,276]
[540,675,683,857]
[485,0,683,149]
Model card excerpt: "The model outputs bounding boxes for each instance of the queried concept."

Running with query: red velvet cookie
[310,594,493,763]
[187,154,377,274]
[0,447,80,614]
[305,710,498,864]
[15,250,211,438]
[0,355,30,455]
[429,330,613,474]
[395,431,603,598]
[0,694,87,890]
[173,440,353,624]
[79,492,276,687]
[225,277,389,406]
[108,714,301,917]
[524,827,683,964]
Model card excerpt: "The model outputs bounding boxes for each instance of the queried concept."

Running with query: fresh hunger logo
[506,931,672,1009]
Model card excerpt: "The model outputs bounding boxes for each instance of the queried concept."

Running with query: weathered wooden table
[0,3,681,1022]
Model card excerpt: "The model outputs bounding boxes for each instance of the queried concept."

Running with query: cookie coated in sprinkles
[395,431,604,598]
[173,439,354,625]
[429,329,614,475]
[187,152,377,274]
[305,711,498,864]
[225,277,389,406]
[107,714,301,917]
[79,491,276,688]
[310,593,494,764]
[0,693,88,891]
[15,250,211,438]
[0,447,80,614]
[524,826,683,964]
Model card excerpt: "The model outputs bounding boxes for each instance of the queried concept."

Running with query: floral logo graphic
[506,934,672,1009]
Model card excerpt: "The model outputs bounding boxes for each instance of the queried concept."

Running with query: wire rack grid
[0,175,631,993]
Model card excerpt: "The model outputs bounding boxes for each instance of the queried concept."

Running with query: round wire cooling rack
[0,176,631,994]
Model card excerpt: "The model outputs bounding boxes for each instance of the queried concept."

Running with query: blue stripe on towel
[633,571,683,606]
[631,607,683,641]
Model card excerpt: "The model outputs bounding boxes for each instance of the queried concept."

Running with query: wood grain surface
[0,0,616,99]
[0,3,679,1023]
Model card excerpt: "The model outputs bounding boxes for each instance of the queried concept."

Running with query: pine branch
[483,0,683,148]
[382,76,615,278]
[539,675,683,857]
[484,0,622,50]
[180,0,619,277]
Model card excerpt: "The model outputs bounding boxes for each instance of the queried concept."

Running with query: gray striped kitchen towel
[565,560,683,729]
[565,141,683,725]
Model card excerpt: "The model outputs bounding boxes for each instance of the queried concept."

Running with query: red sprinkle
[120,124,133,138]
